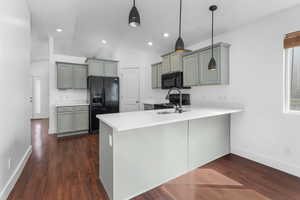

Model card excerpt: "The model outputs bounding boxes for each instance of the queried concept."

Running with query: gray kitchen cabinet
[57,112,74,133]
[157,62,162,88]
[170,52,183,72]
[57,62,88,89]
[73,65,88,89]
[104,61,118,76]
[199,44,229,85]
[57,63,73,89]
[151,64,158,89]
[87,59,105,76]
[162,55,171,74]
[183,53,199,86]
[86,58,119,77]
[74,111,89,131]
[56,105,89,134]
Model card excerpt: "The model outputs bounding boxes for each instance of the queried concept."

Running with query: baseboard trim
[231,147,300,178]
[0,145,32,200]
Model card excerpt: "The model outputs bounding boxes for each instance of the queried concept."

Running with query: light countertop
[97,107,243,132]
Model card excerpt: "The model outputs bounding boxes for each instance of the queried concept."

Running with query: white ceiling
[28,0,300,57]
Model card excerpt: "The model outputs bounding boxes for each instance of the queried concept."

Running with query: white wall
[114,47,161,109]
[167,5,300,177]
[0,0,31,199]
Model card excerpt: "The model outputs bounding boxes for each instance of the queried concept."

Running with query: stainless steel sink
[157,111,174,115]
[157,110,189,115]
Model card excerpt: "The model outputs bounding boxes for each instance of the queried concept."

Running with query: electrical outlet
[8,158,11,170]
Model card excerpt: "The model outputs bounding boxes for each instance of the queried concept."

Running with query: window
[284,31,300,112]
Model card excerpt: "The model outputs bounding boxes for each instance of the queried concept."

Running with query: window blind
[284,31,300,49]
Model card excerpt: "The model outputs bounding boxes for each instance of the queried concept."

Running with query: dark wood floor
[8,119,300,200]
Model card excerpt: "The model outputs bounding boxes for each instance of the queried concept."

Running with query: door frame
[119,67,141,112]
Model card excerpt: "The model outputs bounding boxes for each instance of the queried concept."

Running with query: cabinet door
[199,47,221,85]
[170,53,183,72]
[88,60,105,76]
[57,112,74,133]
[73,111,89,131]
[157,63,162,88]
[151,64,158,89]
[57,63,73,89]
[104,61,118,77]
[183,53,199,86]
[73,65,87,89]
[162,55,171,74]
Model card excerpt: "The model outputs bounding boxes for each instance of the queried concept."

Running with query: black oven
[161,71,184,89]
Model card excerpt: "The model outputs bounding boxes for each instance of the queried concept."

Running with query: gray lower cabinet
[183,53,199,86]
[57,106,89,134]
[86,58,118,77]
[57,63,88,89]
[57,64,73,89]
[57,112,74,133]
[73,111,89,131]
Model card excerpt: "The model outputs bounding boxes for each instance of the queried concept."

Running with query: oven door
[161,72,183,89]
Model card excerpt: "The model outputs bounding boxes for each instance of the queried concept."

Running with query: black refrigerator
[88,76,119,134]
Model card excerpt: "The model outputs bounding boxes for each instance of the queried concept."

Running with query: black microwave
[161,71,185,89]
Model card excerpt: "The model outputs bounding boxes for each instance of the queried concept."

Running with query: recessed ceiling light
[56,28,63,32]
[163,33,169,38]
[147,42,153,46]
[101,40,107,44]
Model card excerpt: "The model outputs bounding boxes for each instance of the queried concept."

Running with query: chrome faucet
[165,87,183,113]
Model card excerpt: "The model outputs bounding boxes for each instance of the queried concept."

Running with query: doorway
[119,67,141,112]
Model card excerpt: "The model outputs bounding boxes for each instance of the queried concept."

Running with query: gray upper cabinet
[57,63,88,89]
[151,64,158,89]
[170,53,183,72]
[199,44,229,85]
[57,64,73,89]
[86,58,118,77]
[162,55,171,74]
[73,65,88,89]
[104,61,118,76]
[152,42,230,89]
[87,59,105,76]
[183,53,199,86]
[157,62,162,88]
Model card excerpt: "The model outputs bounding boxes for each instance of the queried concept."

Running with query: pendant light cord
[133,0,135,7]
[179,0,182,37]
[211,9,214,58]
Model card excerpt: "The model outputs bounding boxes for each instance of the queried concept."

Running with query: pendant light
[175,0,185,53]
[208,5,217,71]
[128,0,141,27]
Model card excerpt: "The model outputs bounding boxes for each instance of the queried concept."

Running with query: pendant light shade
[175,37,185,53]
[129,0,140,27]
[175,0,185,53]
[208,5,217,71]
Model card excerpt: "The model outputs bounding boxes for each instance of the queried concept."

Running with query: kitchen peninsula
[97,107,242,200]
